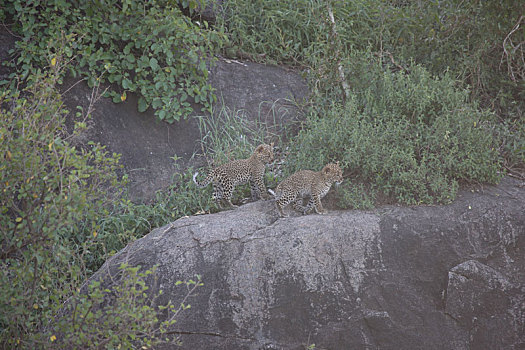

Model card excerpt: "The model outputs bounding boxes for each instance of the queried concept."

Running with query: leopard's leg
[249,180,259,201]
[302,194,326,215]
[222,182,238,209]
[292,198,306,213]
[302,198,312,214]
[311,194,326,214]
[275,200,288,217]
[253,173,269,200]
[212,184,224,209]
[275,195,294,217]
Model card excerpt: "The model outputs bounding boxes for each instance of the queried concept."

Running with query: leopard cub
[193,143,274,208]
[269,162,343,217]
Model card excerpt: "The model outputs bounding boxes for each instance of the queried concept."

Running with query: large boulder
[86,177,525,349]
[60,58,308,201]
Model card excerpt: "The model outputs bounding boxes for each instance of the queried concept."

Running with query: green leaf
[198,60,207,73]
[112,93,122,103]
[152,98,163,109]
[123,43,133,55]
[138,97,149,112]
[149,57,159,71]
[125,54,135,63]
[122,78,132,90]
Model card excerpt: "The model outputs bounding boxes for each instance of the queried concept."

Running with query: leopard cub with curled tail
[193,143,274,208]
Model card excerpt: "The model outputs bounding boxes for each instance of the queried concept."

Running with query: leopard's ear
[270,142,274,147]
[256,145,264,152]
[323,165,330,173]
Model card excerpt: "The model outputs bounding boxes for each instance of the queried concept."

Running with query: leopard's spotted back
[193,143,274,208]
[271,162,343,217]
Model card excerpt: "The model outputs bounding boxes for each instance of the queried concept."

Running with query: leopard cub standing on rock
[193,143,274,208]
[269,162,343,217]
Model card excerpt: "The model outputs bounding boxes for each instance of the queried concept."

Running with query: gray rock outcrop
[60,58,308,201]
[87,177,525,349]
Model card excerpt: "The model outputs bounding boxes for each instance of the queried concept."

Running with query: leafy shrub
[0,61,123,346]
[336,183,376,210]
[287,63,503,207]
[2,0,226,122]
[219,0,393,65]
[0,58,202,347]
[222,0,522,189]
[496,119,525,170]
[51,264,202,349]
[383,1,524,121]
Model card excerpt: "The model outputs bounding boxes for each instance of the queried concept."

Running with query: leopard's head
[254,142,274,164]
[322,161,343,184]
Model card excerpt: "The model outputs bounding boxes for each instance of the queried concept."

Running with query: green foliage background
[2,0,226,122]
[219,0,523,207]
[219,0,524,119]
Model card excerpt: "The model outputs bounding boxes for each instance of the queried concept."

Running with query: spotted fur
[193,143,274,208]
[269,162,343,217]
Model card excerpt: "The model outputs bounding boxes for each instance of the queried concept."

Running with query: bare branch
[500,15,524,82]
[327,4,351,103]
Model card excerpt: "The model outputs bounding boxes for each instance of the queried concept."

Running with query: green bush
[287,62,503,207]
[2,0,227,122]
[0,60,202,348]
[0,63,121,346]
[386,1,524,121]
[495,119,525,171]
[221,0,523,194]
[52,264,202,349]
[336,183,376,210]
[219,0,393,65]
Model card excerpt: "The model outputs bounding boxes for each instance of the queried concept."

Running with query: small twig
[60,77,87,97]
[374,50,407,73]
[504,165,525,181]
[1,21,23,39]
[500,15,524,82]
[327,4,351,103]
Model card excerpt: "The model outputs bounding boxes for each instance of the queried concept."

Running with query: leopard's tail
[193,172,213,188]
[267,188,281,200]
